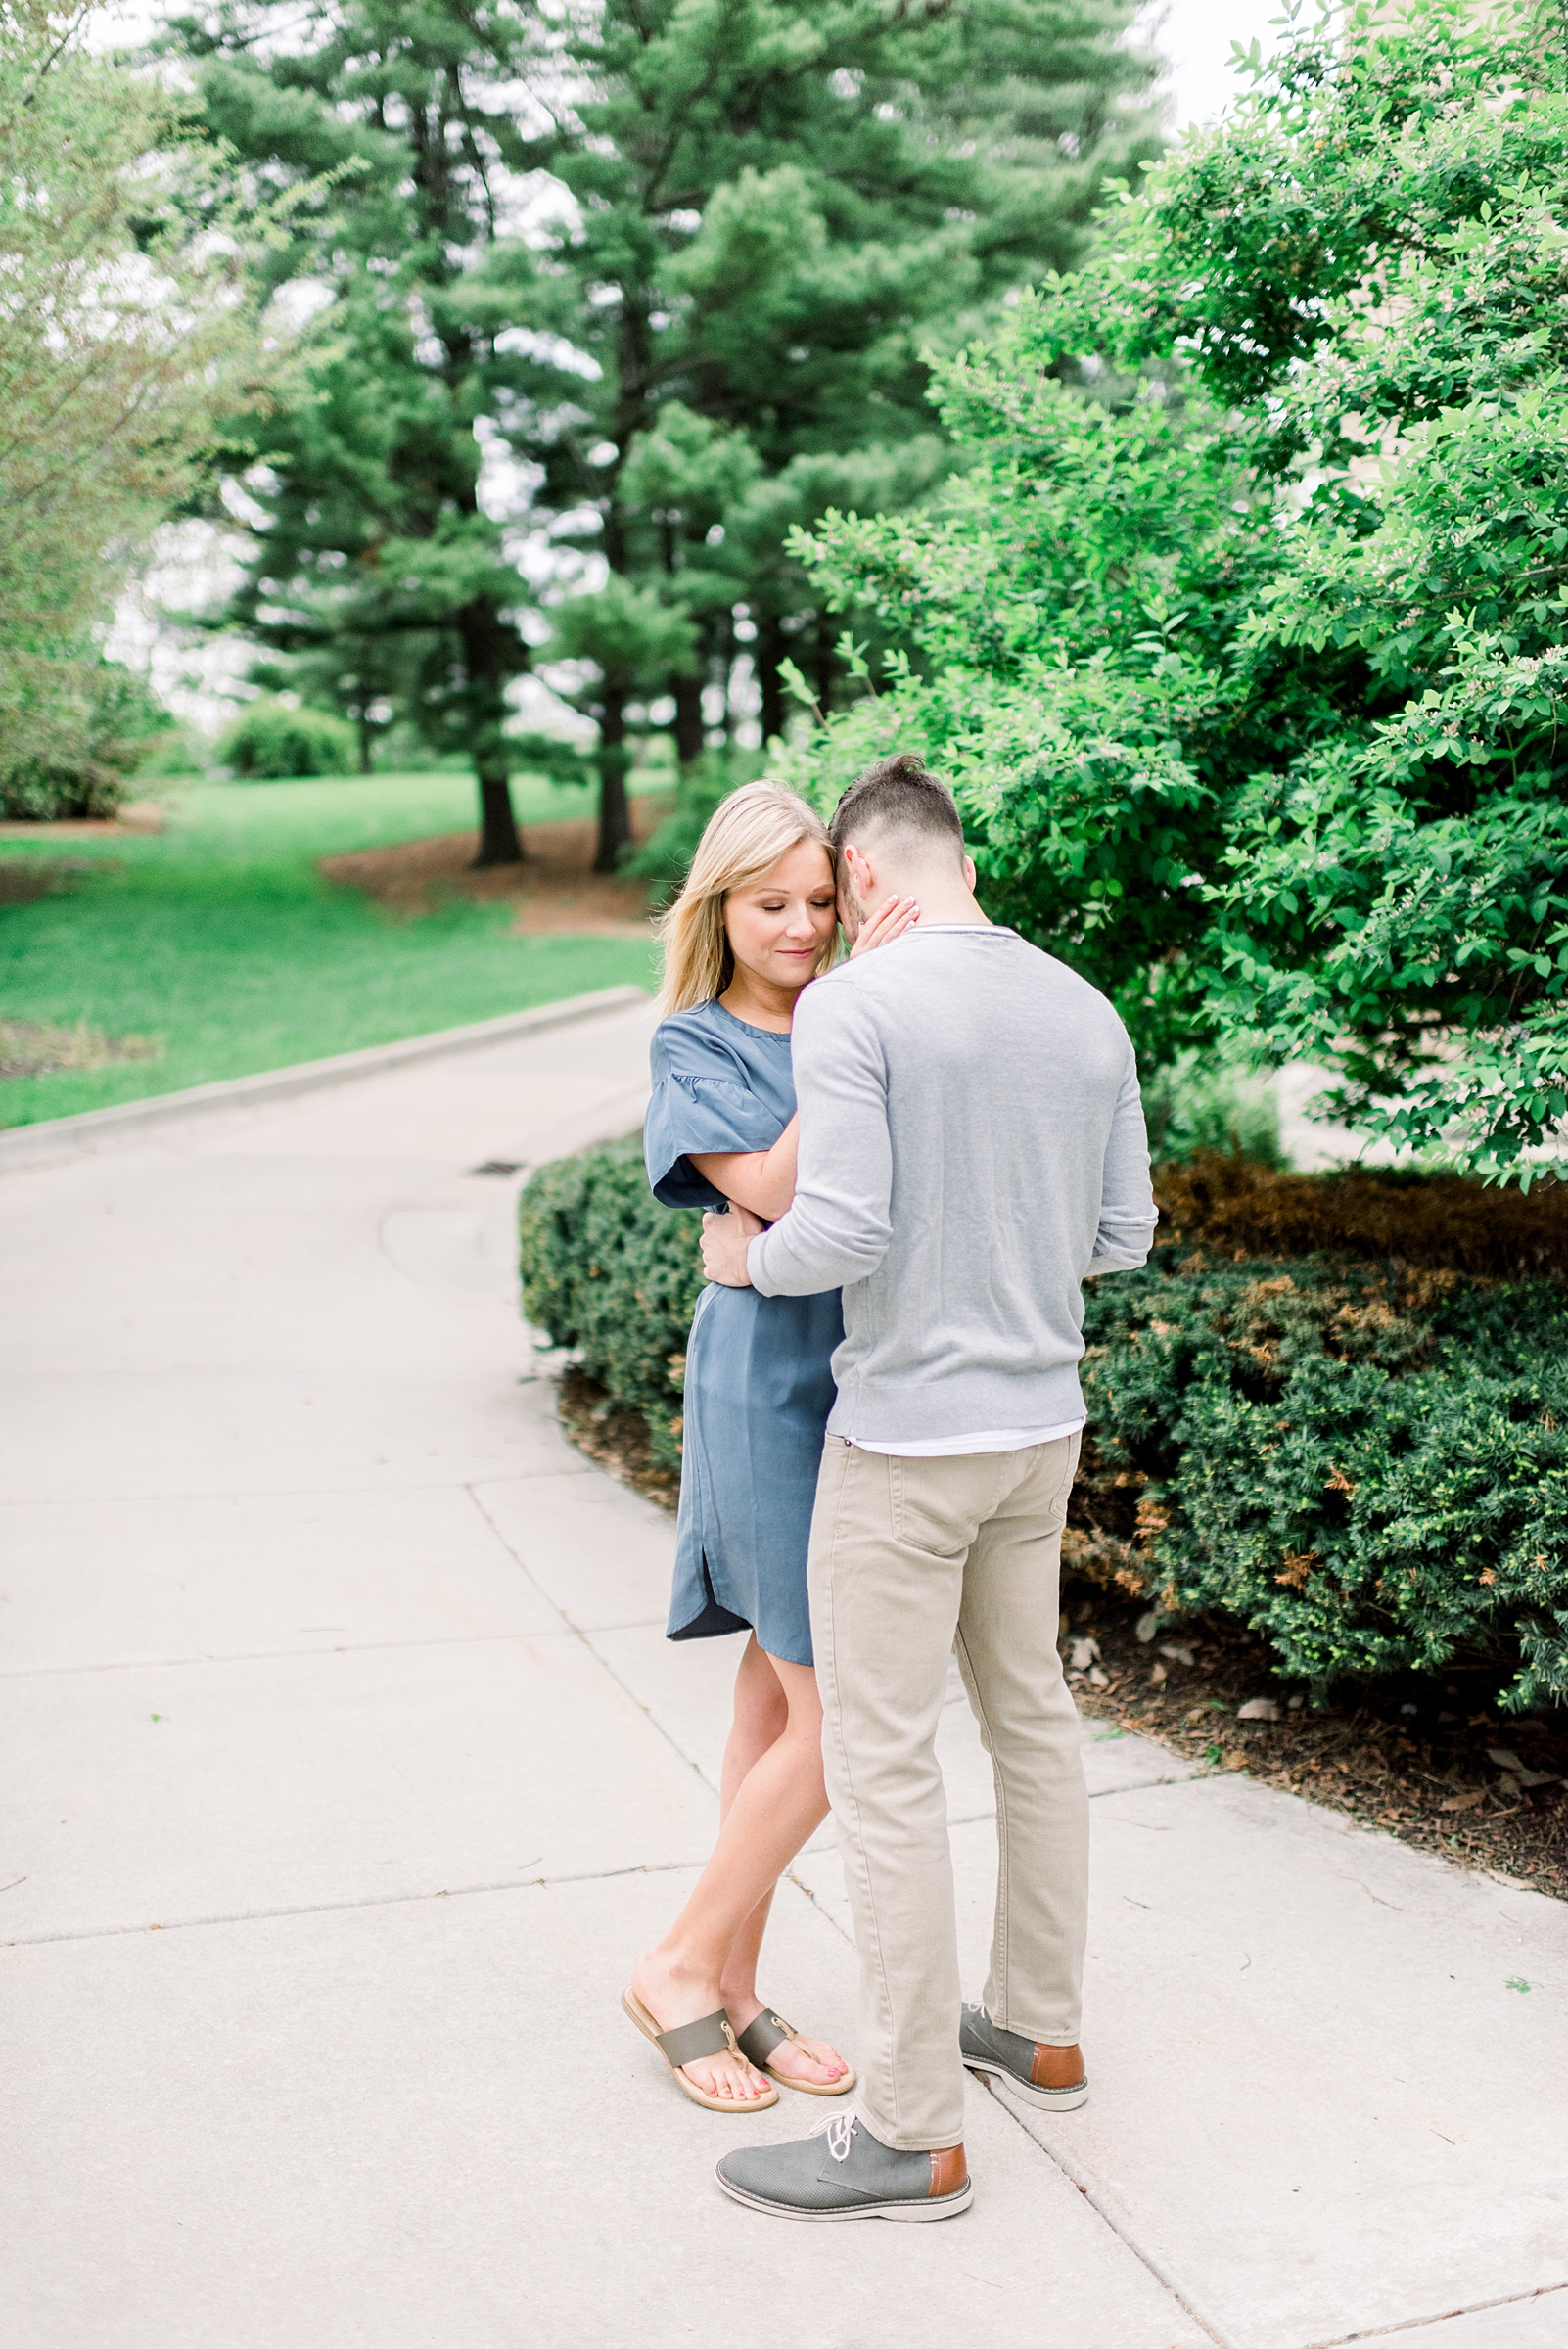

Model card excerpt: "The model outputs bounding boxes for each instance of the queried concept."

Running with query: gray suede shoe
[716,2113,972,2223]
[960,2004,1088,2110]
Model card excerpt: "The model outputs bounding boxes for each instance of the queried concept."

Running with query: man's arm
[1086,1044,1159,1276]
[689,1116,798,1222]
[746,983,892,1296]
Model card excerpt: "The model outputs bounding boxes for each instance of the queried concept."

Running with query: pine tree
[505,0,1162,865]
[177,0,1158,866]
[179,0,546,860]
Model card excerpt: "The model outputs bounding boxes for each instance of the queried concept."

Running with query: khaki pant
[807,1432,1087,2150]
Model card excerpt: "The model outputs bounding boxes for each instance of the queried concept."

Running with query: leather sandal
[733,2006,856,2096]
[621,1987,778,2112]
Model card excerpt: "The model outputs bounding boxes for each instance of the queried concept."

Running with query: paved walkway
[3,995,1565,2349]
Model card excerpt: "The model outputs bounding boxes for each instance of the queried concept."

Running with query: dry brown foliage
[1155,1152,1568,1278]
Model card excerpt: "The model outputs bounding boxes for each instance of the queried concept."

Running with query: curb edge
[0,986,651,1174]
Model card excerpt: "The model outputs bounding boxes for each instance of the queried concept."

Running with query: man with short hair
[699,753,1157,2222]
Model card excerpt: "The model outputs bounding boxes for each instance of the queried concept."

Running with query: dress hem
[668,1599,753,1643]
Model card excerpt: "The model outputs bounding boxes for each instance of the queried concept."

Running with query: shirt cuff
[747,1231,780,1294]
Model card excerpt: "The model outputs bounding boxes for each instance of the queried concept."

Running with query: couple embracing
[622,755,1157,2222]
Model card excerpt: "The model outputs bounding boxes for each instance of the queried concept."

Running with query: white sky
[98,1,1296,127]
[1146,0,1295,129]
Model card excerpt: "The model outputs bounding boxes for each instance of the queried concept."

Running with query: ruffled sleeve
[644,1015,785,1210]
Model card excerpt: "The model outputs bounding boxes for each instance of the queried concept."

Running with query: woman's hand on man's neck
[841,840,987,937]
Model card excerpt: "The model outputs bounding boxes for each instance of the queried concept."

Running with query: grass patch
[1,771,659,1127]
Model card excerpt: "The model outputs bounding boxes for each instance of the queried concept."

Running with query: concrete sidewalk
[2,996,1565,2349]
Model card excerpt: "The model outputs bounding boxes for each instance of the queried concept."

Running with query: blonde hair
[658,780,838,1013]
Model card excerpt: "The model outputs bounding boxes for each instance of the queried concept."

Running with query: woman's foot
[724,1993,850,2089]
[629,1951,772,2104]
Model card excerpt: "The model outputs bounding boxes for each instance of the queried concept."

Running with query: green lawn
[0,771,659,1128]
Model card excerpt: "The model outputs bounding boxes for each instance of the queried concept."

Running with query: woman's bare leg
[719,1635,787,1812]
[628,1637,783,2101]
[630,1640,846,2095]
[715,1660,845,2087]
[716,1885,775,2018]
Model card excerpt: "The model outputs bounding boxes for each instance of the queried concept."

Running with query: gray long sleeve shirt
[747,924,1158,1444]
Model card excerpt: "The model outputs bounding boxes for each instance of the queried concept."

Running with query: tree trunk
[459,597,525,867]
[595,684,631,872]
[757,611,787,744]
[473,757,523,866]
[717,610,734,746]
[356,703,374,776]
[597,301,653,863]
[813,619,836,719]
[673,669,705,768]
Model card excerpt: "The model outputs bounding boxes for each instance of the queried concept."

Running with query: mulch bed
[556,1364,681,1506]
[1061,1582,1567,1901]
[321,802,672,934]
[0,802,165,841]
[551,1365,1568,1901]
[0,858,108,906]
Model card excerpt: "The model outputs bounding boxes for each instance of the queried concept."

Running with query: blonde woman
[622,781,917,2112]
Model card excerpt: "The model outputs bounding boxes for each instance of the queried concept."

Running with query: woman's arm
[690,1117,798,1223]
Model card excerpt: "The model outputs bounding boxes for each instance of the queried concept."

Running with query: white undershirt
[851,1417,1085,1459]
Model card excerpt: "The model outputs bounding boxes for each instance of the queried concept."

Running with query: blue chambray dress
[644,999,843,1668]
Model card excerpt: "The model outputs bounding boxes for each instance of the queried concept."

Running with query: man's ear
[962,853,977,893]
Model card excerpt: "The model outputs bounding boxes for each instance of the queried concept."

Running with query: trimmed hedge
[519,1136,703,1472]
[1073,1253,1568,1711]
[518,1146,1568,1709]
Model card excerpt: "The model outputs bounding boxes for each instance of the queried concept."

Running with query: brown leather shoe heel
[1031,2043,1087,2094]
[960,2002,1089,2112]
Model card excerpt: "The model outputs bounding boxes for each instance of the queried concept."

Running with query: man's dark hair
[829,753,964,860]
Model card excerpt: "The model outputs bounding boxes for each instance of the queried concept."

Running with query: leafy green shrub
[135,728,210,779]
[1076,1250,1568,1712]
[519,1136,702,1471]
[1140,1053,1281,1170]
[0,661,173,819]
[776,3,1568,1178]
[0,758,127,821]
[521,1138,1568,1708]
[219,701,356,779]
